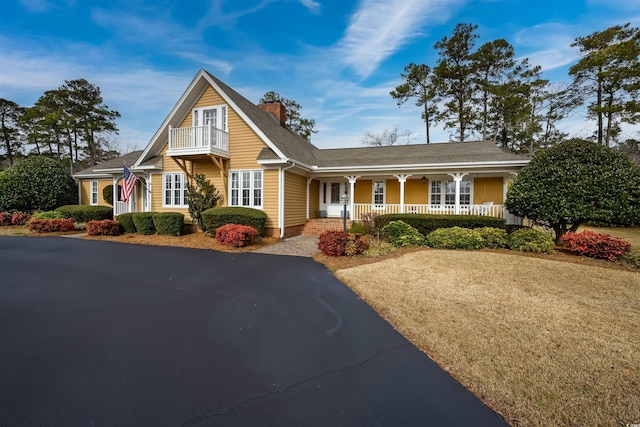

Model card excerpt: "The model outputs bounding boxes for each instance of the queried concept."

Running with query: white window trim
[228,169,263,209]
[429,178,473,206]
[192,104,228,131]
[162,172,189,208]
[90,180,98,206]
[372,180,386,209]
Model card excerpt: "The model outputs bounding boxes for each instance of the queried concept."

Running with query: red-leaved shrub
[28,218,75,233]
[560,230,632,262]
[318,230,349,257]
[215,224,258,247]
[87,219,121,236]
[11,212,31,225]
[0,212,12,226]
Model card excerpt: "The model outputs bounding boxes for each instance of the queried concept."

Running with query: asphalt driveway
[0,236,507,426]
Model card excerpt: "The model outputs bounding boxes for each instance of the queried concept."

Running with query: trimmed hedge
[87,219,121,236]
[426,227,486,250]
[132,212,156,235]
[28,218,75,233]
[508,228,555,253]
[382,220,427,247]
[56,205,113,222]
[116,213,137,233]
[202,207,267,236]
[153,212,184,236]
[475,227,509,249]
[11,212,31,225]
[379,214,505,236]
[215,224,258,247]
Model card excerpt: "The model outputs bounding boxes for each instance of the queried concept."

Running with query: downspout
[279,161,296,239]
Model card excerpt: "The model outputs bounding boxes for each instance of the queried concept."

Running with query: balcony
[167,125,230,158]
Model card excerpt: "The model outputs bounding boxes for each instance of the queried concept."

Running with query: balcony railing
[351,203,506,219]
[168,125,229,157]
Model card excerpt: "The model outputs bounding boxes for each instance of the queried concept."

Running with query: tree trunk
[596,70,603,145]
[424,102,430,144]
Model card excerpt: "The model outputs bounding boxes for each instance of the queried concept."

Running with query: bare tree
[361,127,414,146]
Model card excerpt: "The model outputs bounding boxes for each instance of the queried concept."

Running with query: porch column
[448,172,467,215]
[306,177,313,220]
[393,174,411,213]
[112,177,118,217]
[346,175,360,220]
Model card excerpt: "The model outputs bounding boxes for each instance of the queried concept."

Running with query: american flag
[121,165,138,202]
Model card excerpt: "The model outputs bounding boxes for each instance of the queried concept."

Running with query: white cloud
[176,53,233,76]
[335,0,464,78]
[513,23,580,72]
[300,0,321,14]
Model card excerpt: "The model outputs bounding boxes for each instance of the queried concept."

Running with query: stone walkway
[253,235,319,257]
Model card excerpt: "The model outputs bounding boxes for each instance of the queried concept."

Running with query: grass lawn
[335,250,640,427]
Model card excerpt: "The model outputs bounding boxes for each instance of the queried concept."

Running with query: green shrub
[74,222,87,231]
[32,210,67,220]
[508,228,555,253]
[187,174,221,231]
[132,212,156,235]
[152,212,184,236]
[116,213,136,233]
[347,222,367,234]
[427,227,486,250]
[379,214,505,237]
[202,207,267,236]
[102,185,121,206]
[475,227,509,249]
[620,247,640,269]
[382,220,427,247]
[0,156,77,212]
[55,205,113,222]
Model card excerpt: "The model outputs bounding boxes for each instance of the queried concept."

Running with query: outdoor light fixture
[421,176,427,185]
[340,191,349,231]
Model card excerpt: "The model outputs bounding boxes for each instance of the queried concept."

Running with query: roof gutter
[278,161,296,239]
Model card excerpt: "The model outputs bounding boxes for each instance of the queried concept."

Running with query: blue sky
[1,0,639,152]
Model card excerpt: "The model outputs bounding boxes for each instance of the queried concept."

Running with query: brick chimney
[259,101,287,127]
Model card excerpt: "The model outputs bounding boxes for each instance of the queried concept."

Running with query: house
[73,69,528,237]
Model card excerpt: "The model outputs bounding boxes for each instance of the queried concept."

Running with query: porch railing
[352,203,505,219]
[114,201,129,216]
[168,125,229,155]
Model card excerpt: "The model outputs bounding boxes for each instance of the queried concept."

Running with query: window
[430,180,441,205]
[373,181,385,208]
[330,183,341,204]
[90,181,98,205]
[163,173,188,207]
[229,170,262,208]
[193,105,228,131]
[431,179,471,206]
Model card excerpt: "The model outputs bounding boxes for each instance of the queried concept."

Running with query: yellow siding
[79,179,113,206]
[309,179,319,219]
[386,179,400,204]
[354,180,372,203]
[263,169,279,229]
[284,171,307,227]
[154,83,276,224]
[474,177,504,204]
[405,178,428,204]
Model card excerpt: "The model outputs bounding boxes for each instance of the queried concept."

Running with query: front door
[320,180,349,217]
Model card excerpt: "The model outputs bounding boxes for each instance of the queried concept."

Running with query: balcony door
[193,105,227,147]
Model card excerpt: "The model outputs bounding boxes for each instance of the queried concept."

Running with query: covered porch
[313,172,518,222]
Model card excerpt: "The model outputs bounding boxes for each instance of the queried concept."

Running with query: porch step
[303,218,352,235]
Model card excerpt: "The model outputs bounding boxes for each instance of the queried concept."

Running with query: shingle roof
[312,141,526,168]
[205,71,320,166]
[74,151,143,176]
